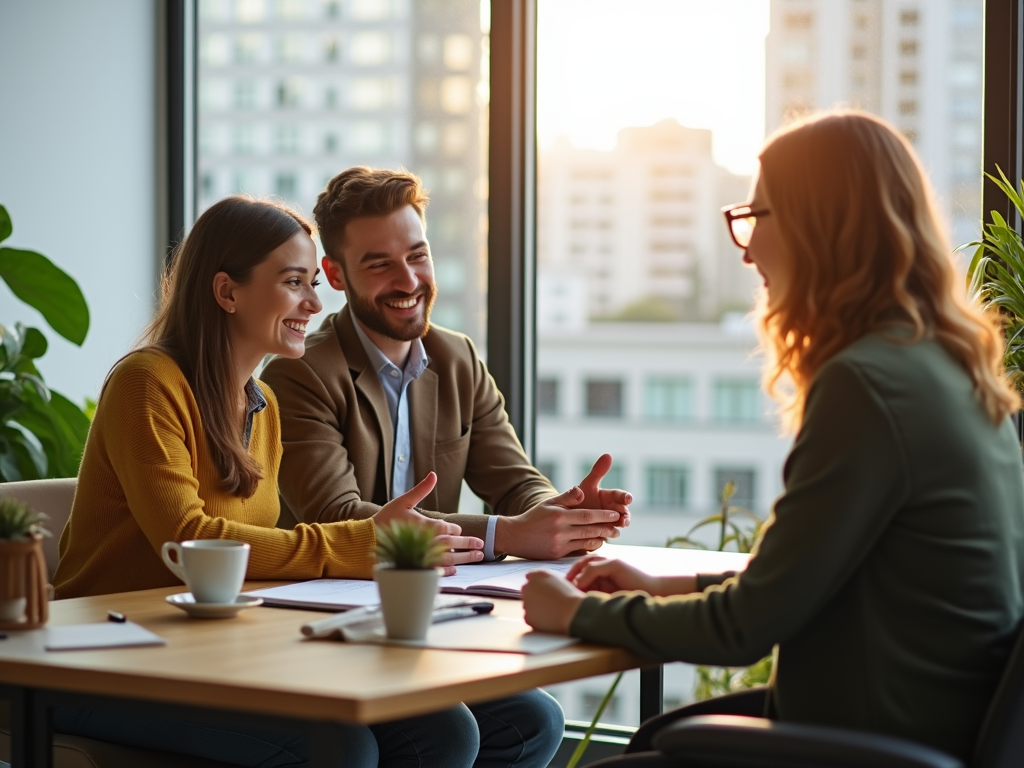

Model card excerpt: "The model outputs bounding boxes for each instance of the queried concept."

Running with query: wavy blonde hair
[755,110,1018,431]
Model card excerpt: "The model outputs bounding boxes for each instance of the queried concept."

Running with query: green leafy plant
[668,482,773,701]
[965,168,1024,393]
[0,204,91,481]
[375,521,447,569]
[0,496,50,541]
[565,671,623,768]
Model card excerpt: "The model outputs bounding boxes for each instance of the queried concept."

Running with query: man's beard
[345,278,438,342]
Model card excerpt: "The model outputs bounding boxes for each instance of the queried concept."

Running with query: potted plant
[0,496,50,628]
[965,168,1024,395]
[373,521,446,640]
[0,203,92,481]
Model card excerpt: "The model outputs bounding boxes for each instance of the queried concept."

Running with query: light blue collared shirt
[352,319,429,498]
[351,319,501,560]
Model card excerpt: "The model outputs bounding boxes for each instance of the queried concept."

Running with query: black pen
[107,610,127,623]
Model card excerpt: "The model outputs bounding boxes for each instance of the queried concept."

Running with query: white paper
[245,579,382,609]
[44,622,166,652]
[438,559,575,596]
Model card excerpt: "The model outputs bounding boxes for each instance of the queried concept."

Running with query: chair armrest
[651,715,964,768]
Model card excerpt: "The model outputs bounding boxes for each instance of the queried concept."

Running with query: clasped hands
[522,556,700,634]
[371,453,632,576]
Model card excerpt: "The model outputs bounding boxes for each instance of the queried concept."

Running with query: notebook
[245,558,575,611]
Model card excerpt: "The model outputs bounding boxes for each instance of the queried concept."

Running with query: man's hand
[495,486,623,560]
[522,571,586,634]
[373,473,484,575]
[579,454,632,528]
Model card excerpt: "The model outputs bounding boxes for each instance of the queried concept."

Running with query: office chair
[586,619,1024,768]
[0,478,235,768]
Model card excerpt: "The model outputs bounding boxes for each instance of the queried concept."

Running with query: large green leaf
[0,247,89,345]
[0,424,47,481]
[0,205,11,244]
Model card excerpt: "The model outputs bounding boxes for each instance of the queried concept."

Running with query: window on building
[644,378,694,422]
[646,465,689,509]
[783,12,813,29]
[899,39,919,56]
[274,172,297,198]
[900,69,918,86]
[900,10,920,26]
[712,379,761,424]
[537,378,559,416]
[585,380,624,417]
[713,467,756,511]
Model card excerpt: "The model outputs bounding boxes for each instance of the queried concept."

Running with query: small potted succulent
[373,521,446,640]
[0,497,50,628]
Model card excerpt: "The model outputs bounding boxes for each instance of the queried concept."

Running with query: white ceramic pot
[373,564,440,640]
[0,597,26,622]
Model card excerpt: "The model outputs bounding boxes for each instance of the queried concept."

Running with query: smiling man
[261,166,632,564]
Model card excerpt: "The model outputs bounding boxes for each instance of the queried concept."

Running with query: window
[899,40,918,57]
[198,0,489,346]
[537,378,559,416]
[713,467,756,511]
[900,10,920,26]
[712,379,761,424]
[645,465,689,509]
[274,172,297,198]
[644,378,694,422]
[585,380,624,418]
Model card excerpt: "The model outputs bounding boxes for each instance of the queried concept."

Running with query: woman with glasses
[522,110,1024,762]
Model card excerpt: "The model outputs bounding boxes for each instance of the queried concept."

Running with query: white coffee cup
[161,540,250,604]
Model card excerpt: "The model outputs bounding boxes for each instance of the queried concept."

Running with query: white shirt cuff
[483,515,499,561]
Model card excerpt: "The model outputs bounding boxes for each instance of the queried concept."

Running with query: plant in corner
[0,203,92,482]
[667,481,773,700]
[373,521,446,640]
[965,167,1024,395]
[0,496,50,628]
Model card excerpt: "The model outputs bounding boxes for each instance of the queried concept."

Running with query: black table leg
[639,665,664,724]
[6,686,52,768]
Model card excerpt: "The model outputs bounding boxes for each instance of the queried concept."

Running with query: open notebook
[245,558,574,611]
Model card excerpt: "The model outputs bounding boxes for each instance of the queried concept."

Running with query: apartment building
[537,120,757,323]
[765,0,984,246]
[196,0,487,341]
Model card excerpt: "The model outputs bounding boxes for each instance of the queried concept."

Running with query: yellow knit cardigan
[54,350,376,599]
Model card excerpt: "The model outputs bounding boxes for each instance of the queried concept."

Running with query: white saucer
[166,593,263,619]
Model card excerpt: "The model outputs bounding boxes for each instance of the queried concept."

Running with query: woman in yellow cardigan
[53,197,562,768]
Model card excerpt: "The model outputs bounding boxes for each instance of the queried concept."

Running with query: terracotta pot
[373,564,440,640]
[0,535,49,630]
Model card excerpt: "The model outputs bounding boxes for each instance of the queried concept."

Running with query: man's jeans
[55,688,564,768]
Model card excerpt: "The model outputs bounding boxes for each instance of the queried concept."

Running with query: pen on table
[430,606,488,624]
[107,610,127,623]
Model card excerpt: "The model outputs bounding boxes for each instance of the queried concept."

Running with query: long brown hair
[141,196,312,497]
[756,111,1019,430]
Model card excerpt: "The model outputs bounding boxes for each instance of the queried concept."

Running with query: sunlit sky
[536,0,771,175]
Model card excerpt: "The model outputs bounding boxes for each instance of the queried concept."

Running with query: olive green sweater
[571,333,1024,760]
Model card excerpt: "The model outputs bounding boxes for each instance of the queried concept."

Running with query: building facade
[765,0,984,246]
[197,0,487,342]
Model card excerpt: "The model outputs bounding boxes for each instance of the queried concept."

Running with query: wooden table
[0,544,749,768]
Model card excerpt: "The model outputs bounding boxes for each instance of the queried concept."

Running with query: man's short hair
[313,167,429,262]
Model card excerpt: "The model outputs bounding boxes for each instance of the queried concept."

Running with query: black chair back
[972,619,1024,768]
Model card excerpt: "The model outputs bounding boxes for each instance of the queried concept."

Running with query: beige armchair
[0,479,234,768]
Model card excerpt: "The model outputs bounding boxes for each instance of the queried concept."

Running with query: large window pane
[197,0,489,347]
[537,0,983,729]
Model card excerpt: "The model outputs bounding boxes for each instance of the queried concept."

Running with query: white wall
[0,0,159,405]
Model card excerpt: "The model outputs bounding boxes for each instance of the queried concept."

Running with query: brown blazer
[261,306,556,539]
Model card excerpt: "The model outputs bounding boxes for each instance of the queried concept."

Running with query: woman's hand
[522,571,586,635]
[566,555,659,594]
[372,472,484,576]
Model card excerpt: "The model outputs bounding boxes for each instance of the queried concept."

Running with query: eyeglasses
[722,203,771,249]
